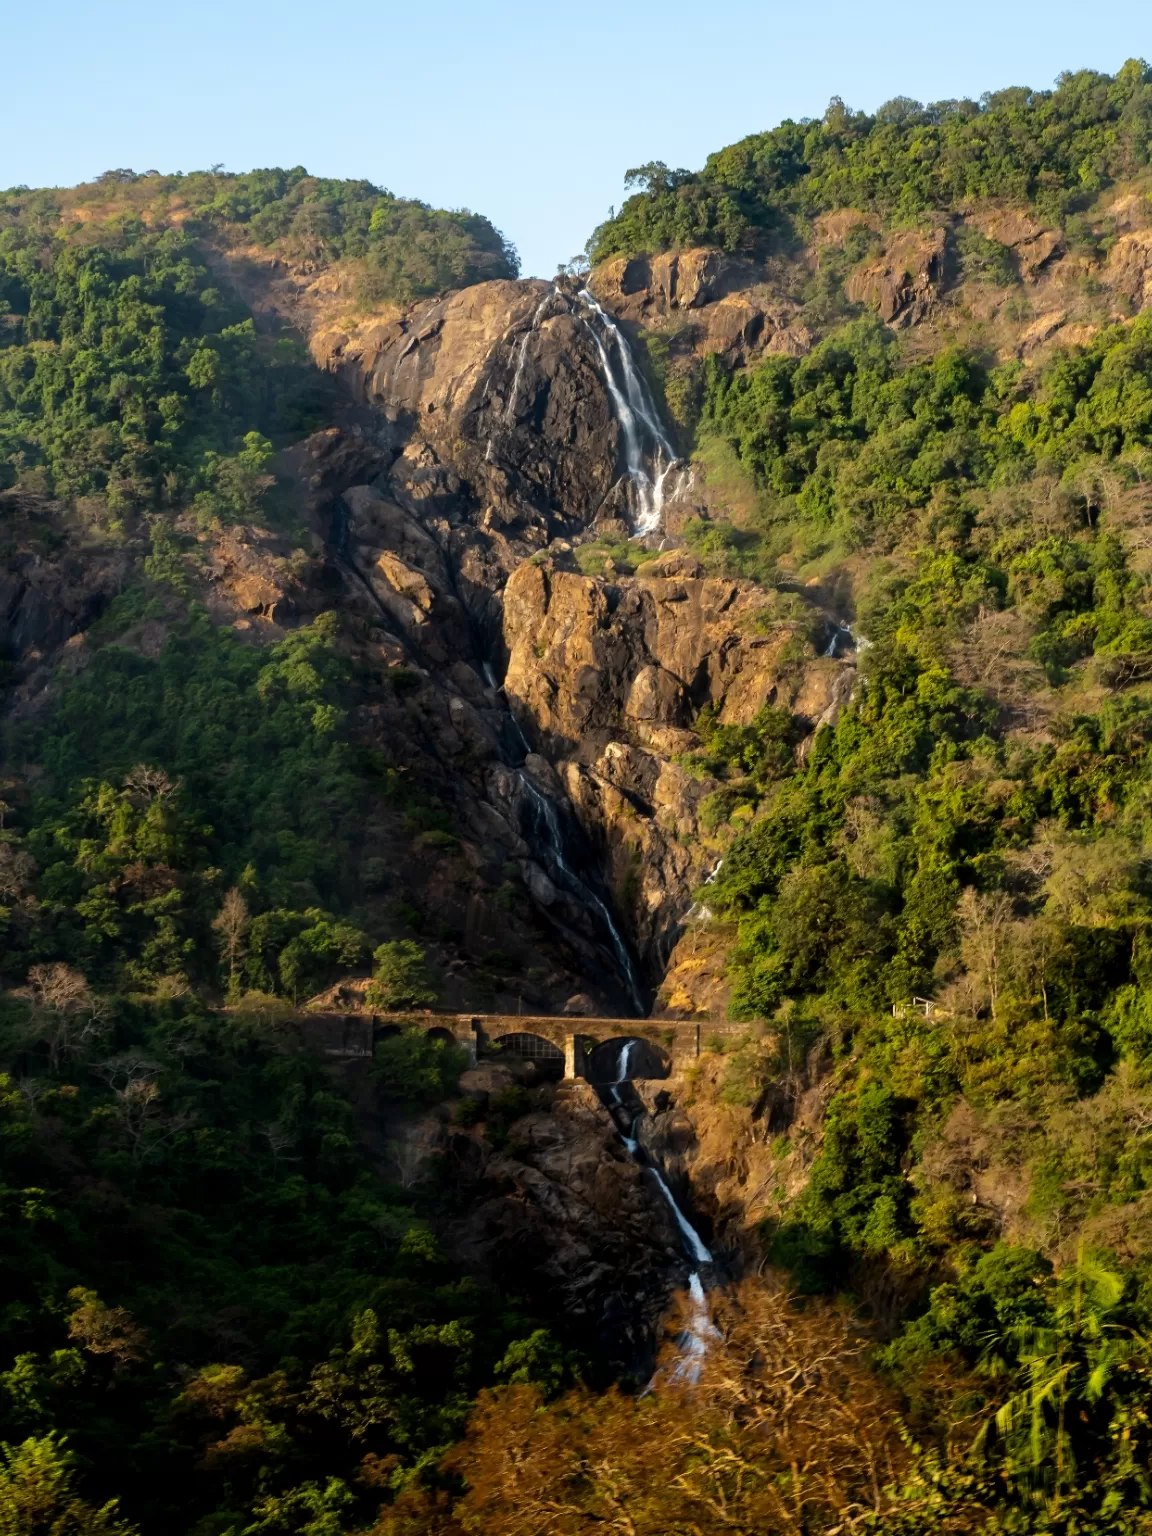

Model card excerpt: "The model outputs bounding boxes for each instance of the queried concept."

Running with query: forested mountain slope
[10,60,1152,1534]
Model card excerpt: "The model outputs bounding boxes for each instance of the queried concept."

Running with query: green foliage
[0,219,321,508]
[698,319,1007,544]
[954,225,1019,286]
[682,703,800,830]
[769,1078,916,1287]
[372,1029,465,1105]
[186,167,519,303]
[590,61,1152,261]
[0,1434,136,1535]
[2,611,364,996]
[0,997,545,1535]
[679,514,781,585]
[573,537,641,577]
[0,170,517,323]
[365,942,437,1012]
[0,167,515,510]
[686,702,798,787]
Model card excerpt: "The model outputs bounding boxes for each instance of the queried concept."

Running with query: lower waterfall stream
[600,1039,719,1384]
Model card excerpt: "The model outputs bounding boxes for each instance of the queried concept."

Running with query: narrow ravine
[597,1040,719,1382]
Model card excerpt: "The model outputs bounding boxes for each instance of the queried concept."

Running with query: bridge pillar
[562,1033,596,1080]
[454,1017,479,1068]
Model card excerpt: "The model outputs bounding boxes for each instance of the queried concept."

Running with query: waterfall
[574,289,686,537]
[602,1038,717,1384]
[824,621,851,658]
[648,1168,712,1266]
[824,621,871,658]
[684,858,724,923]
[517,773,644,1014]
[488,668,642,1009]
[505,287,559,423]
[483,283,686,537]
[671,1273,721,1384]
[615,1039,637,1082]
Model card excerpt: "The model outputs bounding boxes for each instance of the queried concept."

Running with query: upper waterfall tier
[307,276,691,540]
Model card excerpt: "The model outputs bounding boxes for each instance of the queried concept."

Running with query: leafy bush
[365,941,437,1011]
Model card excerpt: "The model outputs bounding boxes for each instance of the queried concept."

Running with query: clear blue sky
[2,1,1150,278]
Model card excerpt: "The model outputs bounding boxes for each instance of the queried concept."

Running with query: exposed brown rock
[1106,229,1152,309]
[972,209,1064,279]
[813,209,881,244]
[1018,309,1068,354]
[845,227,947,325]
[502,559,856,961]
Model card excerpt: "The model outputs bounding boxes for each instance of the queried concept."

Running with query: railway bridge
[299,1011,743,1080]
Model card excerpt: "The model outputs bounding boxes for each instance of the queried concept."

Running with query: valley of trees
[11,58,1152,1536]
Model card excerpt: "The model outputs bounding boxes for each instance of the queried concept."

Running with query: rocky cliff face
[0,239,866,1017]
[15,192,1145,1024]
[502,552,853,967]
[256,257,860,1004]
[440,1074,694,1375]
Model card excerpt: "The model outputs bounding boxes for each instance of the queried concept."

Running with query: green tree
[366,941,437,1011]
[0,1436,137,1536]
[977,1253,1152,1511]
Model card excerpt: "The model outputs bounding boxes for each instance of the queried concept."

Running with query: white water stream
[505,287,559,424]
[574,289,687,536]
[605,1039,717,1384]
[486,282,689,536]
[824,621,872,658]
[518,773,644,1014]
[494,680,644,1013]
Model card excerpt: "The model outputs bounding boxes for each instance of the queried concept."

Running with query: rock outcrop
[845,226,948,325]
[591,249,811,362]
[441,1078,697,1372]
[502,551,857,965]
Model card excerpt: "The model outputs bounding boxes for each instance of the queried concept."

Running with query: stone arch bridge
[299,1011,743,1080]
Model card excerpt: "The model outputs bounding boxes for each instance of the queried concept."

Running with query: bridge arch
[585,1036,671,1083]
[487,1031,565,1078]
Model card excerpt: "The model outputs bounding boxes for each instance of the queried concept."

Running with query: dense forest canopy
[0,165,556,1536]
[0,169,515,506]
[589,58,1152,261]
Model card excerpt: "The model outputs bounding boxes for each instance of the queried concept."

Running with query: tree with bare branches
[212,886,250,993]
[122,764,179,803]
[17,964,110,1070]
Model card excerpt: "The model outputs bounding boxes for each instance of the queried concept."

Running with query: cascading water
[574,289,687,537]
[484,283,687,537]
[518,772,645,1014]
[493,668,644,1012]
[824,621,871,658]
[683,857,724,924]
[599,1038,718,1385]
[505,287,559,423]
